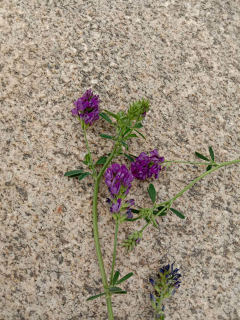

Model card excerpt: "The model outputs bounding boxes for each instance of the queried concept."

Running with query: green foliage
[148,184,156,203]
[99,112,113,124]
[170,208,185,219]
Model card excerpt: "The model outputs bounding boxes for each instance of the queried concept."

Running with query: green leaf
[134,129,146,140]
[209,147,214,161]
[95,156,107,165]
[170,208,185,219]
[195,152,210,161]
[125,217,141,222]
[109,286,123,293]
[131,209,140,213]
[206,165,212,171]
[100,134,114,140]
[120,140,128,150]
[129,153,137,159]
[78,172,91,181]
[112,271,120,286]
[154,207,168,217]
[134,122,143,129]
[99,112,113,124]
[126,134,138,139]
[104,109,119,120]
[148,184,156,203]
[64,170,84,177]
[123,128,131,136]
[86,292,106,301]
[124,154,135,162]
[112,291,127,295]
[116,273,134,285]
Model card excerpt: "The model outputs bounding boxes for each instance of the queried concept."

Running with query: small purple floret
[131,149,164,180]
[71,89,100,126]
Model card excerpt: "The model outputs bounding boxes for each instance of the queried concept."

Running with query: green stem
[110,221,119,285]
[83,128,97,178]
[92,143,119,320]
[164,160,216,166]
[169,159,240,203]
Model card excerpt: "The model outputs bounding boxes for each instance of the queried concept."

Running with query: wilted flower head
[149,263,181,319]
[128,98,151,121]
[71,89,100,127]
[131,149,164,180]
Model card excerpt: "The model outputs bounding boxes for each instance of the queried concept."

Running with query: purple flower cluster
[105,163,134,217]
[105,164,134,198]
[71,89,100,126]
[131,149,164,180]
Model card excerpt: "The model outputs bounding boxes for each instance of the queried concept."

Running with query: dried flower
[131,149,164,180]
[71,89,100,127]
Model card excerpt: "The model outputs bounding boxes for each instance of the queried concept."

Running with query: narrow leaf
[112,271,120,286]
[99,112,113,124]
[95,156,108,165]
[109,286,123,292]
[104,109,119,120]
[124,154,135,162]
[129,153,137,159]
[209,147,215,161]
[148,184,156,203]
[120,140,128,150]
[195,152,210,161]
[86,292,106,301]
[125,217,141,222]
[134,129,146,140]
[126,134,138,139]
[112,291,127,295]
[206,165,212,171]
[131,209,140,213]
[170,208,185,219]
[134,122,143,129]
[100,134,114,140]
[78,172,91,181]
[123,128,131,136]
[154,207,168,217]
[64,170,84,177]
[116,273,134,285]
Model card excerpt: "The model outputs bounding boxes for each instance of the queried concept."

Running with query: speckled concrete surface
[1,1,240,319]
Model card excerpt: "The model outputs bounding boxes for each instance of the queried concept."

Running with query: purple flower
[111,199,122,213]
[105,163,134,198]
[131,149,164,180]
[126,209,133,219]
[71,89,100,126]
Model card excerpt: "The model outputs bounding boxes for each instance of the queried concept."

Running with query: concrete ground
[1,1,240,319]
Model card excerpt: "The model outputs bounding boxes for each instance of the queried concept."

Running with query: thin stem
[164,160,216,166]
[83,128,97,178]
[169,159,240,203]
[92,143,119,320]
[110,221,119,285]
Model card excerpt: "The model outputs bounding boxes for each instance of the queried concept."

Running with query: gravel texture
[1,1,240,319]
